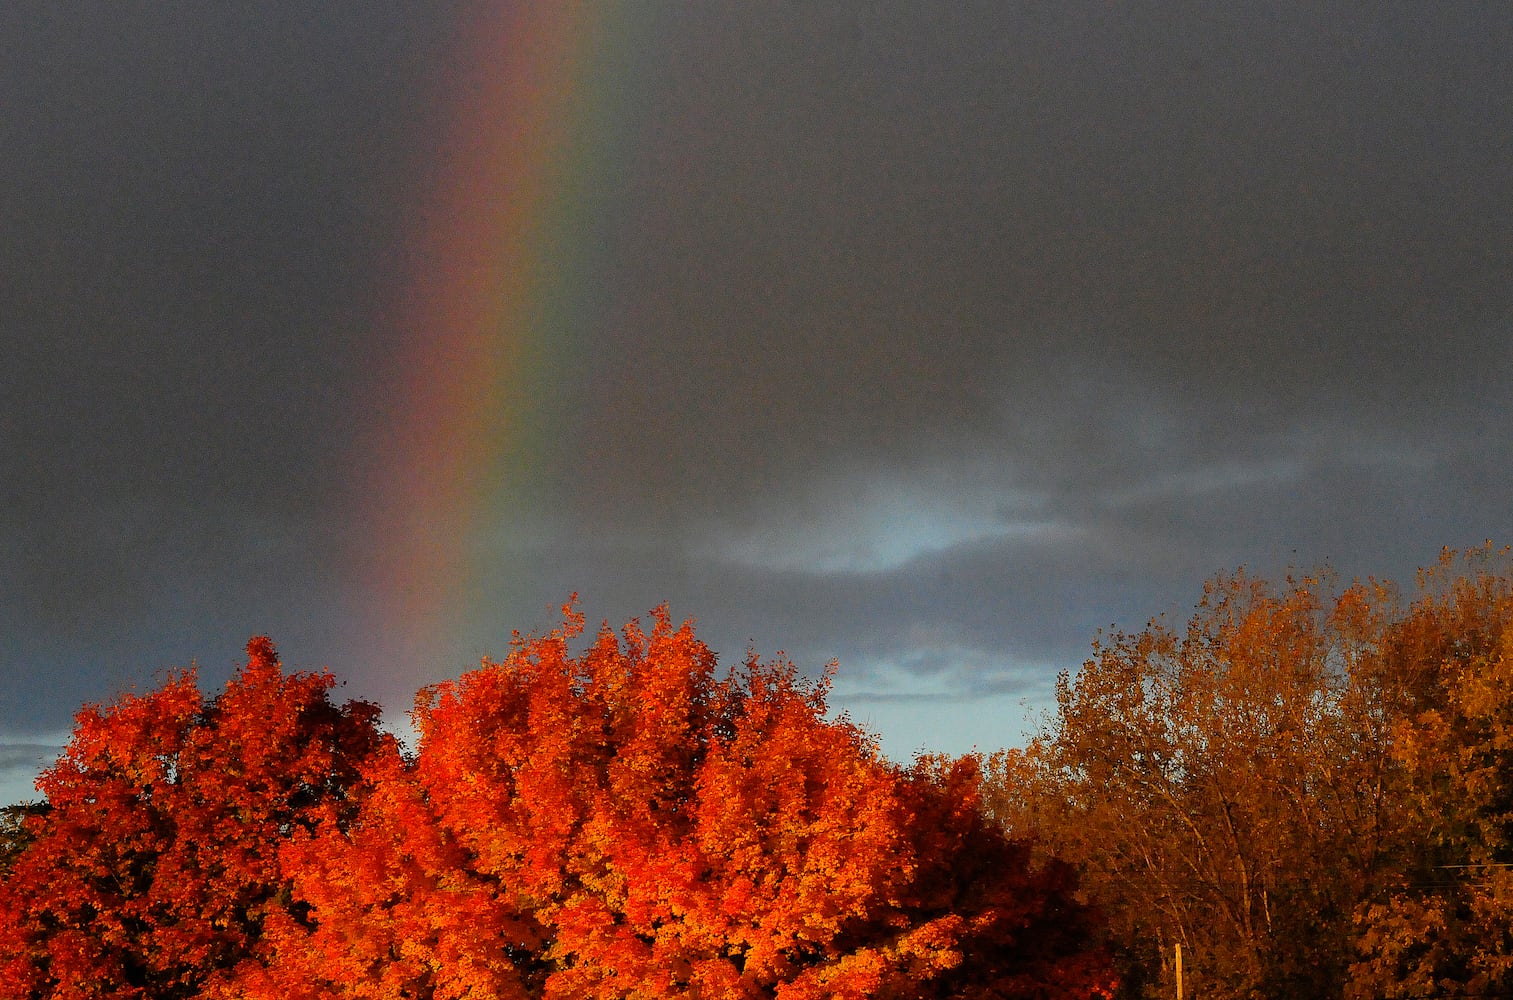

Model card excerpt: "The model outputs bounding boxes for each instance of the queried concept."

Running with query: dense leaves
[1,609,1112,1000]
[0,638,390,1000]
[239,606,1111,999]
[990,546,1513,1000]
[1348,550,1513,999]
[13,551,1513,1000]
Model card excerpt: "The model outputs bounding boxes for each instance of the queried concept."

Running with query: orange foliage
[236,605,1112,999]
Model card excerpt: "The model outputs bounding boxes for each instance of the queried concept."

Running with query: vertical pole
[1175,942,1183,1000]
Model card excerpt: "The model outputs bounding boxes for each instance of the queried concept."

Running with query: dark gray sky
[4,3,1510,804]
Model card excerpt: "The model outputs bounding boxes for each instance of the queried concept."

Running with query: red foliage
[0,639,390,1000]
[1,612,1111,1000]
[234,606,1112,999]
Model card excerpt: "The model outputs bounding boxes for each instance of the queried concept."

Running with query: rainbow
[355,5,645,694]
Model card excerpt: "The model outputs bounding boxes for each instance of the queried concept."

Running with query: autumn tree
[0,638,391,1000]
[988,570,1416,1000]
[1349,547,1513,999]
[230,605,1113,1000]
[988,547,1513,1000]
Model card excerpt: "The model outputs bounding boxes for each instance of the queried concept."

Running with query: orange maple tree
[0,638,390,1000]
[226,605,1113,999]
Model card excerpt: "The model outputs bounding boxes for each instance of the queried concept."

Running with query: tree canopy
[0,638,391,1000]
[989,546,1513,1000]
[0,607,1113,1000]
[22,546,1508,1000]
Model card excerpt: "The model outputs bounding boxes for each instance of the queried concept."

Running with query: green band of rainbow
[359,4,643,685]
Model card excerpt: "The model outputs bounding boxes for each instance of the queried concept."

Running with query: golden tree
[990,571,1412,999]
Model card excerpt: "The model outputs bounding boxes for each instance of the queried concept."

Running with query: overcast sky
[4,3,1510,805]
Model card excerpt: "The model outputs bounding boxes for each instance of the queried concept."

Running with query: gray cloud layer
[3,5,1510,789]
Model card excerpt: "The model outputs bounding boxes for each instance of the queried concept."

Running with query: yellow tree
[991,571,1412,1000]
[1349,547,1513,999]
